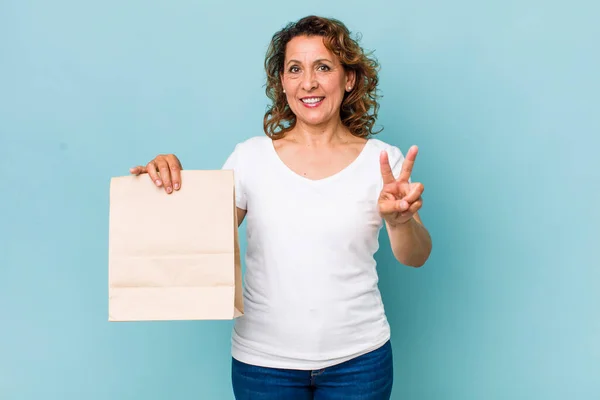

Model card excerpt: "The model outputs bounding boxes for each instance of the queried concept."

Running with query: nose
[301,70,317,92]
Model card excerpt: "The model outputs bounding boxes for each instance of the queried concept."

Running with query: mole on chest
[292,158,353,180]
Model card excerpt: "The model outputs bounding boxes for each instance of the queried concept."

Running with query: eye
[317,64,331,72]
[288,66,300,73]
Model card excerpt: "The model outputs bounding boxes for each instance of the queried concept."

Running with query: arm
[378,146,432,268]
[385,212,432,267]
[237,208,247,226]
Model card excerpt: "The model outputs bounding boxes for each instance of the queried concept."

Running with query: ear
[280,75,286,95]
[345,69,356,92]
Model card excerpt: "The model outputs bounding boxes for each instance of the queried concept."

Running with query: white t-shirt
[221,135,406,370]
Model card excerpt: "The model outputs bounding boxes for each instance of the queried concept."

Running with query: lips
[300,96,325,108]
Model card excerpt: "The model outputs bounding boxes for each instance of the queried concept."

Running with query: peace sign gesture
[378,146,424,227]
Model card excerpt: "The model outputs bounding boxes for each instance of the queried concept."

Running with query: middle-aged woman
[130,15,432,400]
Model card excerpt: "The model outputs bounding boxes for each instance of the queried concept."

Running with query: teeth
[301,97,324,104]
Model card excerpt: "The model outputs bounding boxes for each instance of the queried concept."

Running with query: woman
[130,15,432,400]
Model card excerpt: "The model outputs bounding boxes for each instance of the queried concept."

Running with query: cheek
[283,75,300,88]
[325,76,346,95]
[324,83,345,100]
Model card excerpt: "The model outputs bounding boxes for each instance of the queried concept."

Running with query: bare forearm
[386,217,432,267]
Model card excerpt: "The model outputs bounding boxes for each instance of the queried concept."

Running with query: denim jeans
[231,340,393,400]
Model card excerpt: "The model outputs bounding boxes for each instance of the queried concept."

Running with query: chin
[296,112,334,127]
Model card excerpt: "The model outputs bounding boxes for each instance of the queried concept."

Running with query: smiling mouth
[300,97,325,107]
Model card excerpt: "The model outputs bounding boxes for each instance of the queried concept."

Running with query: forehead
[285,35,334,61]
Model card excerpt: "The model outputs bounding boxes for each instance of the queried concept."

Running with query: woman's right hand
[129,154,183,194]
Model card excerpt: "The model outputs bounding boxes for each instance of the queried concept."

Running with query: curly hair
[263,15,382,139]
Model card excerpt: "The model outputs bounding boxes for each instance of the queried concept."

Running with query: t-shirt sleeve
[221,142,247,210]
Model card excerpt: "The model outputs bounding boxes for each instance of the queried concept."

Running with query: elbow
[394,243,432,268]
[408,259,427,268]
[398,256,428,268]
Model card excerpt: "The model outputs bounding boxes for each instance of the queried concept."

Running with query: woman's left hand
[378,146,424,227]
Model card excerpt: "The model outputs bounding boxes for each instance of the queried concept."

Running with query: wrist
[386,215,415,230]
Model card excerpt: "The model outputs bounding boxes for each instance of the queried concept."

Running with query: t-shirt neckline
[268,137,372,184]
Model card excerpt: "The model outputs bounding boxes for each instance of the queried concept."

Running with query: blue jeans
[231,341,394,400]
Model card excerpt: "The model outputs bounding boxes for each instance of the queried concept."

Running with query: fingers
[166,154,182,191]
[144,155,183,194]
[130,154,183,194]
[129,165,147,175]
[156,158,174,193]
[401,199,423,217]
[379,150,395,184]
[379,199,410,215]
[402,182,424,204]
[398,145,418,183]
[379,196,423,217]
[145,160,162,188]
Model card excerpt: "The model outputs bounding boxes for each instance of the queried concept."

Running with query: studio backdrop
[1,0,598,399]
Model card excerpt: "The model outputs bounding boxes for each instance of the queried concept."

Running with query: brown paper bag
[107,170,243,321]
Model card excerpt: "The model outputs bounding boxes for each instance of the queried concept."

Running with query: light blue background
[1,0,598,399]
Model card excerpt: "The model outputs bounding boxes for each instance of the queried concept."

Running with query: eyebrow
[286,58,334,66]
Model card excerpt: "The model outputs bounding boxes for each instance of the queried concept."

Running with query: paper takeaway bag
[108,170,243,321]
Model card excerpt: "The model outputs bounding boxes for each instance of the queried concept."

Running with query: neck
[288,117,351,147]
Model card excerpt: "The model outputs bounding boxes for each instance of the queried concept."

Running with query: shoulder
[236,135,272,149]
[365,138,407,180]
[222,135,272,170]
[367,138,405,162]
[230,135,272,156]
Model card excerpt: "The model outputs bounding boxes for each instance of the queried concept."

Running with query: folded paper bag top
[108,170,243,322]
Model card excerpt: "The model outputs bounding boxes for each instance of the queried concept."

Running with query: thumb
[129,166,147,175]
[379,199,409,214]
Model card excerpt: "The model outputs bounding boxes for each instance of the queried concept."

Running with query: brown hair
[263,15,382,139]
